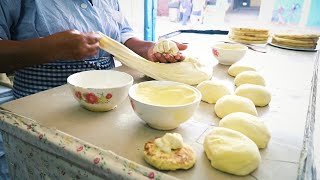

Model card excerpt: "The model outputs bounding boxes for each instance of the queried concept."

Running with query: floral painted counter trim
[0,110,178,180]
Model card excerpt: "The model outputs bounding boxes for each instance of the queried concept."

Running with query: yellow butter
[135,84,197,106]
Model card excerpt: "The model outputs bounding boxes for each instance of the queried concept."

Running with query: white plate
[268,42,318,52]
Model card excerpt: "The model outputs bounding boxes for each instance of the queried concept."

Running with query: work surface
[1,34,319,179]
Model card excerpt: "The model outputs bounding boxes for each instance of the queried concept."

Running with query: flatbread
[230,36,268,44]
[272,36,318,45]
[231,27,269,33]
[229,33,269,41]
[271,39,317,49]
[231,31,269,38]
[273,33,320,39]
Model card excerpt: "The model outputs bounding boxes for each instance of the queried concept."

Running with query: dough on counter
[234,71,265,87]
[228,64,256,77]
[219,112,271,148]
[204,127,261,176]
[214,95,258,118]
[143,133,196,170]
[196,80,231,104]
[153,39,179,55]
[235,84,271,107]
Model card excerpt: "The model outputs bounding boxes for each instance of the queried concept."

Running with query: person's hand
[45,30,101,60]
[147,42,188,63]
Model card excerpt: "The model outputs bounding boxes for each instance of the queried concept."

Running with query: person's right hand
[45,30,101,60]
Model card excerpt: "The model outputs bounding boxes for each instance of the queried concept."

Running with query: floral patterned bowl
[212,43,248,65]
[128,81,201,130]
[67,70,133,112]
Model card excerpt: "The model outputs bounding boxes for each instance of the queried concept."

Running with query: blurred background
[119,0,320,41]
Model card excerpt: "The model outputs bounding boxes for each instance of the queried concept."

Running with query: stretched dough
[204,127,261,176]
[219,112,271,148]
[196,80,230,104]
[234,71,265,87]
[228,64,256,77]
[153,39,179,55]
[235,84,271,106]
[99,32,212,85]
[214,95,258,118]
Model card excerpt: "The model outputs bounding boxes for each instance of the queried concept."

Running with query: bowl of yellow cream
[129,81,201,130]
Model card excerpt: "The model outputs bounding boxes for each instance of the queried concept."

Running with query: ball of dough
[204,127,261,176]
[196,80,231,104]
[228,64,256,77]
[235,84,271,107]
[214,95,258,118]
[234,71,265,87]
[153,39,179,55]
[219,112,271,148]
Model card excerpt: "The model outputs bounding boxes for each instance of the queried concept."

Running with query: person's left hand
[147,42,188,63]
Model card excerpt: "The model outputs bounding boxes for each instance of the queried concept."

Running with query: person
[0,0,187,178]
[190,0,207,26]
[180,0,193,25]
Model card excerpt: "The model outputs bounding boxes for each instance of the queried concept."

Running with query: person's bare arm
[124,37,187,63]
[0,30,101,73]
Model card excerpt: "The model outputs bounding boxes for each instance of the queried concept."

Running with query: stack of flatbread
[271,32,319,49]
[229,27,269,44]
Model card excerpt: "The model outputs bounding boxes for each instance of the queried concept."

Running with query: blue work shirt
[0,0,134,98]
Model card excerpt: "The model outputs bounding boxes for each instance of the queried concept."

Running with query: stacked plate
[229,27,269,44]
[271,33,319,50]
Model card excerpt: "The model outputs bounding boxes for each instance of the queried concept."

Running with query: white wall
[118,0,145,39]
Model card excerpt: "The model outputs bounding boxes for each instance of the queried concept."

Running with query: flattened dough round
[219,112,271,148]
[153,39,179,55]
[228,64,256,77]
[204,127,261,176]
[196,80,231,104]
[144,139,196,170]
[214,95,257,118]
[235,84,271,106]
[234,71,265,87]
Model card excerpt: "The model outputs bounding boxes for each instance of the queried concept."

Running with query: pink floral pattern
[85,93,98,104]
[74,91,113,104]
[75,91,82,99]
[213,49,219,57]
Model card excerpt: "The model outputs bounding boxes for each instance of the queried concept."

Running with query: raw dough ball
[153,39,179,55]
[235,84,271,107]
[204,127,261,176]
[228,64,256,77]
[234,71,265,87]
[214,95,258,118]
[219,112,271,148]
[196,80,231,104]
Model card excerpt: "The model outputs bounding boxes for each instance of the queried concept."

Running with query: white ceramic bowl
[128,81,201,130]
[67,70,133,112]
[212,43,248,65]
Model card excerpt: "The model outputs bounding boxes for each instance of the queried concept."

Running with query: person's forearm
[0,39,56,72]
[124,37,154,59]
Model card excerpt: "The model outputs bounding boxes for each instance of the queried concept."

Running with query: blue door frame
[144,0,157,41]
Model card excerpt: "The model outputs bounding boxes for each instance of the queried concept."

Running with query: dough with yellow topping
[214,95,258,118]
[219,112,271,148]
[204,127,261,176]
[143,133,196,170]
[196,80,230,104]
